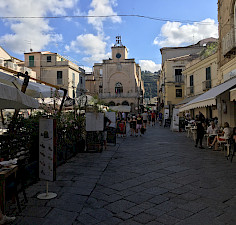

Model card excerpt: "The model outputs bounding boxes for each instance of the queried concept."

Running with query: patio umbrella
[0,71,64,98]
[0,82,39,109]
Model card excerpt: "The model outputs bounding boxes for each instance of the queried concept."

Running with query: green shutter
[29,56,34,67]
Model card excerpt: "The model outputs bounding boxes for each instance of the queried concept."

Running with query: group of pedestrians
[127,111,160,137]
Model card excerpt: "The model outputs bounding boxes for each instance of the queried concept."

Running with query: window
[72,73,75,86]
[175,69,183,82]
[175,69,182,75]
[80,77,83,84]
[115,82,123,94]
[29,56,34,67]
[206,67,211,80]
[206,67,211,89]
[176,89,182,98]
[47,56,51,62]
[99,82,103,93]
[57,71,63,85]
[99,69,103,77]
[190,75,194,86]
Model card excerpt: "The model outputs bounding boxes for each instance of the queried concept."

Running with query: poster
[39,118,56,181]
[171,108,179,132]
[86,113,104,131]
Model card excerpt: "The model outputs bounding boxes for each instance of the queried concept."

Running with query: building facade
[0,46,36,79]
[158,39,218,118]
[90,37,145,112]
[216,0,236,126]
[182,53,218,119]
[24,52,85,98]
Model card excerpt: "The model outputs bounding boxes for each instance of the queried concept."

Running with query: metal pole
[46,181,48,197]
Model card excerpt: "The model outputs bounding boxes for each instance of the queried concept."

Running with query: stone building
[24,52,85,98]
[158,39,217,116]
[88,37,145,112]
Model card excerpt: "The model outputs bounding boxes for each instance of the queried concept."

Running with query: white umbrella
[0,71,64,98]
[0,82,39,109]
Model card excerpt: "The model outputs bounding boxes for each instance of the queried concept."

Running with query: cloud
[0,0,77,54]
[154,18,218,47]
[139,60,161,73]
[65,34,111,64]
[88,0,121,33]
[83,66,93,73]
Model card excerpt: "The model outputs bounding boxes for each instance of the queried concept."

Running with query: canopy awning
[230,88,236,101]
[109,105,131,112]
[179,77,236,112]
[0,71,64,98]
[0,82,39,109]
[175,95,200,108]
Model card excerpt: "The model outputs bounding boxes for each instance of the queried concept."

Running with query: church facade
[91,37,145,112]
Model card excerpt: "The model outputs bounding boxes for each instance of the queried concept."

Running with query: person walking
[142,111,148,129]
[136,114,143,136]
[195,119,205,149]
[151,111,156,126]
[129,116,137,136]
[158,112,163,126]
[148,111,151,126]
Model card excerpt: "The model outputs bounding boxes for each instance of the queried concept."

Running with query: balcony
[99,93,139,99]
[175,75,184,83]
[202,80,212,91]
[222,28,236,56]
[187,86,194,95]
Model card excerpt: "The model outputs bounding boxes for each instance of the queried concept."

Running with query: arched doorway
[122,101,129,106]
[108,101,115,106]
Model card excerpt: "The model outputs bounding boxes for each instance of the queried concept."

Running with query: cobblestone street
[13,124,236,225]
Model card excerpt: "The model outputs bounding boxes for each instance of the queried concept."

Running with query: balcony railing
[175,75,184,83]
[187,86,194,95]
[202,80,212,91]
[99,93,139,99]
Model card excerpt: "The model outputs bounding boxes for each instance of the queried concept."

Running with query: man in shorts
[142,111,148,129]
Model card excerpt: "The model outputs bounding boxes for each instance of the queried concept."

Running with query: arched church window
[115,82,123,94]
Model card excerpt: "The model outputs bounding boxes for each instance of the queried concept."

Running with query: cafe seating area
[184,122,235,161]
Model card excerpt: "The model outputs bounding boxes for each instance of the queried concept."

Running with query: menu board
[39,118,56,181]
[86,113,104,131]
[105,112,116,128]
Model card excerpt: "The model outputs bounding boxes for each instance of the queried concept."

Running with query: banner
[39,118,56,181]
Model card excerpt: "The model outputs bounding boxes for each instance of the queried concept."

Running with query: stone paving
[11,124,236,225]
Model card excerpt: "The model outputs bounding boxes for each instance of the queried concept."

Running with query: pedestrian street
[13,124,236,225]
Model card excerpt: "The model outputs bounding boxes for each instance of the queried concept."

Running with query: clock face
[116,53,121,58]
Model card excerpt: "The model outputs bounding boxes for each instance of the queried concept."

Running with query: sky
[0,0,218,73]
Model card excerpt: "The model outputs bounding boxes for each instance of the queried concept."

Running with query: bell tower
[112,36,128,61]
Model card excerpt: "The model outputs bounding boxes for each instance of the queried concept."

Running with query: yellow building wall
[184,53,218,97]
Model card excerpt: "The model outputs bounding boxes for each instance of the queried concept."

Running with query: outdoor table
[0,164,18,214]
[190,127,197,141]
